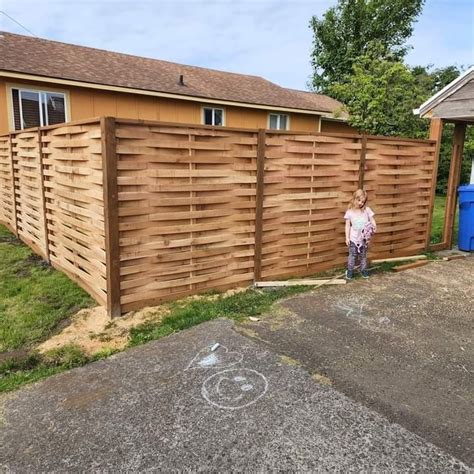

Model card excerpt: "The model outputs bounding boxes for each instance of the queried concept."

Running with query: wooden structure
[0,117,437,316]
[416,67,474,250]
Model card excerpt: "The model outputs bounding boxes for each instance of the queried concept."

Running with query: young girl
[344,189,376,279]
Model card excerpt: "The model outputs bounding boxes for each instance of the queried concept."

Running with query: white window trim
[7,83,71,131]
[268,113,290,131]
[202,106,225,126]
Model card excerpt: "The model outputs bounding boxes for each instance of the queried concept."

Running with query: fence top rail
[1,116,436,145]
[0,117,103,138]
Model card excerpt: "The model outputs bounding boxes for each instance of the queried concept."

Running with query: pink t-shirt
[344,207,375,247]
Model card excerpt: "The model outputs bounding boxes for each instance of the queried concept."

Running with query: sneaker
[361,270,369,279]
[345,270,353,280]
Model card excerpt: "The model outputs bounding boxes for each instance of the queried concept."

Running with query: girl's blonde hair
[347,189,368,210]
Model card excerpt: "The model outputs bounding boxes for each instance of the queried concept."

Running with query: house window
[11,88,67,130]
[268,113,289,130]
[203,107,224,126]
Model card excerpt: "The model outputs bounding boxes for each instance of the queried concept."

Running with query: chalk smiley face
[201,368,268,410]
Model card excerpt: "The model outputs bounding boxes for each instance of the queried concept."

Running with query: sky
[1,0,473,90]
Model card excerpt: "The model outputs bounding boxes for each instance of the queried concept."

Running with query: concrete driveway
[239,257,474,465]
[0,258,472,471]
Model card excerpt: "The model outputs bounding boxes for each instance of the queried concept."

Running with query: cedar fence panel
[0,136,15,232]
[260,133,361,280]
[0,118,437,315]
[115,122,258,312]
[42,121,107,305]
[364,137,436,259]
[11,130,48,258]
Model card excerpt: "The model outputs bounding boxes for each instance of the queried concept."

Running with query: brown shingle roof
[288,89,348,119]
[0,32,342,114]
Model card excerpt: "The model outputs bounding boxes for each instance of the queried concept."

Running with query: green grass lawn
[0,225,97,391]
[430,195,459,245]
[0,225,94,352]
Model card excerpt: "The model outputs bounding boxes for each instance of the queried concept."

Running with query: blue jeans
[347,242,368,273]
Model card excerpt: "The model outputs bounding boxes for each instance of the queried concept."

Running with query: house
[0,32,354,135]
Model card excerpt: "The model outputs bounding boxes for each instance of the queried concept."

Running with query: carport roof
[414,66,474,122]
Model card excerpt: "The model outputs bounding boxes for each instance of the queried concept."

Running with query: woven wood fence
[0,117,438,316]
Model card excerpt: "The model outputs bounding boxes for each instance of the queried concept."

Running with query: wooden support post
[426,118,444,249]
[253,129,266,282]
[101,117,121,318]
[358,134,367,189]
[444,122,466,249]
[37,129,50,263]
[9,134,19,236]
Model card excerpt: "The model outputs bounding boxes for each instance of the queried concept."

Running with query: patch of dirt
[37,305,170,356]
[0,235,22,245]
[35,287,249,357]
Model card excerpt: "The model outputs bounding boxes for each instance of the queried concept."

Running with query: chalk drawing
[186,344,243,371]
[201,368,268,410]
[334,302,365,319]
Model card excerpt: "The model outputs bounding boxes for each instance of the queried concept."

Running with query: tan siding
[93,90,117,116]
[0,80,8,133]
[157,97,201,123]
[0,77,328,134]
[226,105,267,129]
[116,94,138,118]
[290,113,320,132]
[321,119,357,134]
[137,95,159,120]
[70,87,94,120]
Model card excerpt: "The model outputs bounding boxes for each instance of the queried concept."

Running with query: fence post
[426,118,444,250]
[37,129,50,263]
[101,117,121,318]
[444,122,466,249]
[358,134,367,189]
[253,128,266,283]
[9,134,19,237]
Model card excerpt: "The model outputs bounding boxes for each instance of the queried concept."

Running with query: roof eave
[415,66,474,117]
[0,70,334,117]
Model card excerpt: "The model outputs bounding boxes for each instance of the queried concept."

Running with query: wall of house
[0,78,326,134]
[0,80,8,135]
[320,119,357,134]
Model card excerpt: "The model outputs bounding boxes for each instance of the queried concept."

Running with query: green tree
[310,0,424,92]
[329,53,420,136]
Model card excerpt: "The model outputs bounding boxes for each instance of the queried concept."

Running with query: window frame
[268,113,290,131]
[202,106,225,126]
[7,83,70,131]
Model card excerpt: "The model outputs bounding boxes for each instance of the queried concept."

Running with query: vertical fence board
[38,129,50,263]
[426,118,444,249]
[358,135,367,189]
[253,128,266,282]
[101,117,121,317]
[12,130,48,257]
[0,135,16,233]
[444,123,466,248]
